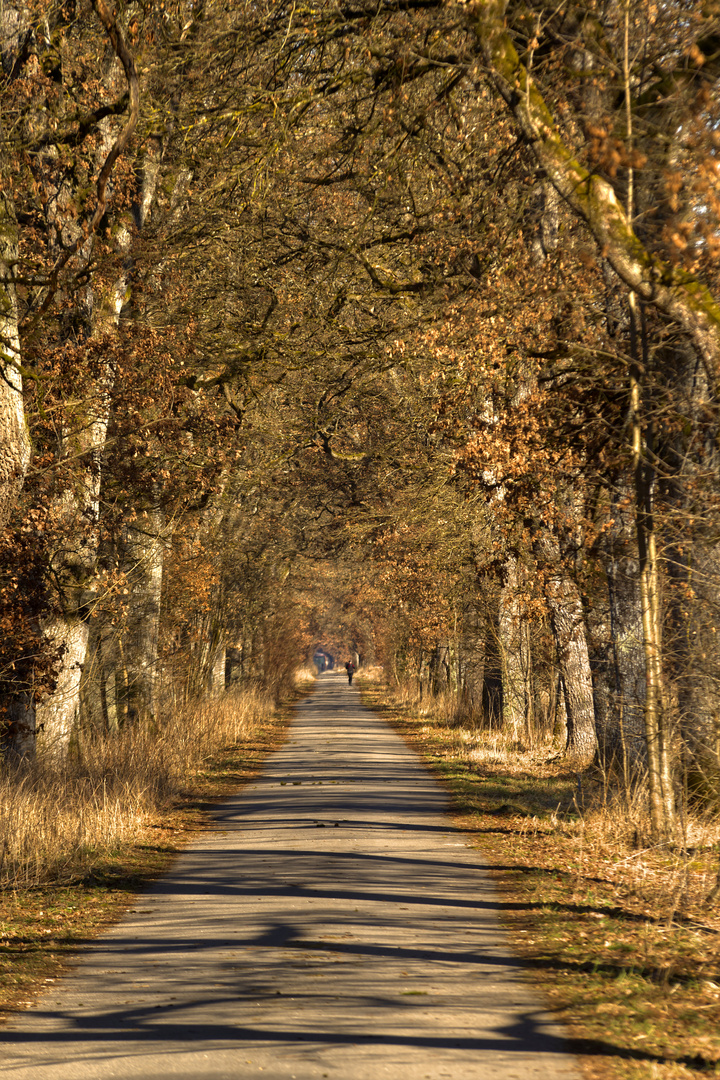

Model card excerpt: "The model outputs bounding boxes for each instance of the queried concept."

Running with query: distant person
[344,660,356,685]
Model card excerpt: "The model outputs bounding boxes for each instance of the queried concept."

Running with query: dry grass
[361,676,720,1080]
[293,665,319,687]
[370,679,720,913]
[0,685,275,890]
[0,682,294,1022]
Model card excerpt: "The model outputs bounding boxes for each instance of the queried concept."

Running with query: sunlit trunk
[210,644,227,697]
[36,114,158,750]
[0,191,33,758]
[591,491,646,776]
[0,192,30,530]
[537,533,597,764]
[498,553,531,743]
[113,505,165,724]
[34,279,123,757]
[35,619,88,757]
[631,363,675,840]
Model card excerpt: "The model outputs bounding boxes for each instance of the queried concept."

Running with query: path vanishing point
[0,673,582,1080]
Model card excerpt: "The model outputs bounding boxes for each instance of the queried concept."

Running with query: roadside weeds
[358,678,720,1080]
[0,681,307,1023]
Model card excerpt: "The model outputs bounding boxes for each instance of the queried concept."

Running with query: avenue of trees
[1,0,720,843]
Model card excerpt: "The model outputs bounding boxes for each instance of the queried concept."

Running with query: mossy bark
[472,1,720,387]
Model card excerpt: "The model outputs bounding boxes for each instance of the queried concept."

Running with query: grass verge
[358,678,720,1080]
[0,679,311,1024]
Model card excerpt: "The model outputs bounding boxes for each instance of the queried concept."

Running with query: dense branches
[0,0,719,844]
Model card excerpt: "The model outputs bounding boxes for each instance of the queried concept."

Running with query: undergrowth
[0,685,278,889]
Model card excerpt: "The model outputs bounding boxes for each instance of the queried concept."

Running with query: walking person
[344,659,356,685]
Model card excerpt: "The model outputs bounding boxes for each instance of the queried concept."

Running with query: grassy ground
[358,680,720,1080]
[0,693,297,1025]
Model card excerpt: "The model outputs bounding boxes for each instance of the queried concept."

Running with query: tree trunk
[473,2,720,386]
[33,290,122,754]
[498,553,531,744]
[6,7,142,757]
[210,644,227,697]
[0,191,32,759]
[553,673,568,749]
[537,534,597,765]
[672,539,720,807]
[661,348,720,816]
[4,695,35,761]
[631,365,676,840]
[480,604,503,728]
[35,618,88,758]
[0,192,30,531]
[590,490,647,776]
[115,506,165,725]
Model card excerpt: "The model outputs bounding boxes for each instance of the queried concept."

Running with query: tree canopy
[1,0,720,838]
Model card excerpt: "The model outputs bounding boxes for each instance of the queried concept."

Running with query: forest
[1,0,720,875]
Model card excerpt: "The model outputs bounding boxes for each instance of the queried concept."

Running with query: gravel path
[0,673,582,1080]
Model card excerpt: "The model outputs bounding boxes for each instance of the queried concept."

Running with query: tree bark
[597,495,647,775]
[210,643,227,698]
[2,1,141,758]
[536,533,597,765]
[34,326,118,756]
[471,1,720,387]
[662,348,720,816]
[498,553,531,743]
[672,538,720,806]
[35,618,88,757]
[0,188,32,757]
[631,366,676,839]
[0,192,30,531]
[116,505,165,725]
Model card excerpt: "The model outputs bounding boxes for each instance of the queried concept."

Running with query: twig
[22,0,140,334]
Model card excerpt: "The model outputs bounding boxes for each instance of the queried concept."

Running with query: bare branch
[22,1,140,334]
